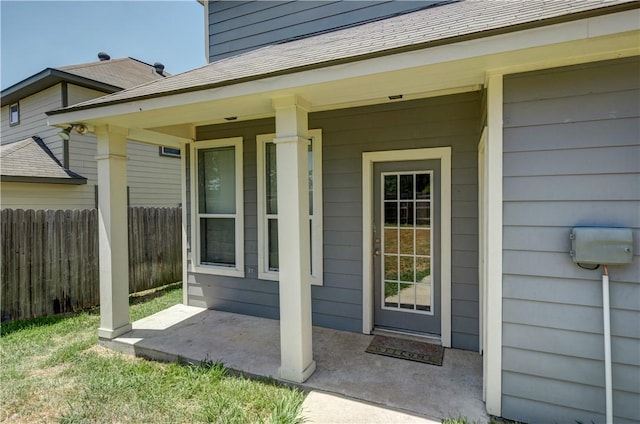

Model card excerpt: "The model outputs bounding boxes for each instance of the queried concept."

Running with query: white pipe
[602,269,613,424]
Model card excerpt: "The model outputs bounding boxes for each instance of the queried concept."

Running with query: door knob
[374,249,380,256]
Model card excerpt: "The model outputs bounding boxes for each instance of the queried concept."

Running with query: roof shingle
[0,137,86,182]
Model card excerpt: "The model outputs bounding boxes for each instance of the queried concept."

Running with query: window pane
[266,142,278,215]
[200,218,235,266]
[384,175,397,200]
[198,146,236,214]
[399,174,413,199]
[268,218,279,271]
[416,174,430,199]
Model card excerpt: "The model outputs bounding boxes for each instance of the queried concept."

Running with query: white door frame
[362,147,452,348]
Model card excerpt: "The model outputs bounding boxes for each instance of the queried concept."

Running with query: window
[191,137,244,277]
[9,103,19,126]
[256,130,323,285]
[159,146,181,158]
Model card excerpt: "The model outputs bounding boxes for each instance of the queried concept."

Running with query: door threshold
[373,328,442,346]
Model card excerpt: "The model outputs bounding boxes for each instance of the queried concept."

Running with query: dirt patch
[83,344,140,362]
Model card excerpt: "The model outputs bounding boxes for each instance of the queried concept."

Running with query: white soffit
[47,10,640,129]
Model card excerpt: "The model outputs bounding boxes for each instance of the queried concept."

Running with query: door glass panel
[399,256,414,282]
[399,202,413,226]
[416,174,430,199]
[416,282,431,311]
[385,282,399,307]
[384,175,397,200]
[416,229,431,256]
[384,203,397,225]
[384,228,398,254]
[399,174,413,199]
[399,228,414,255]
[384,255,398,280]
[416,202,430,227]
[415,257,431,282]
[399,283,415,310]
[381,171,432,315]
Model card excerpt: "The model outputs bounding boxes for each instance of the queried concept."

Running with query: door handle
[374,249,380,256]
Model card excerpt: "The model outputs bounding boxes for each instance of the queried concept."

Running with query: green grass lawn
[0,284,305,423]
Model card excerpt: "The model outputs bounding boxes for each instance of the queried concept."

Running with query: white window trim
[257,129,323,285]
[190,137,245,277]
[9,103,19,126]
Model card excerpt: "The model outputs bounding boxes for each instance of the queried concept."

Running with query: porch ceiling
[46,10,639,134]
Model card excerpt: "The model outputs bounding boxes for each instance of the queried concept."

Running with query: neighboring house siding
[1,85,63,158]
[208,0,434,62]
[189,92,481,349]
[126,142,182,207]
[501,57,640,424]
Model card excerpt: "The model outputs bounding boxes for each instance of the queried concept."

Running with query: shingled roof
[48,0,637,115]
[2,57,168,107]
[0,137,87,184]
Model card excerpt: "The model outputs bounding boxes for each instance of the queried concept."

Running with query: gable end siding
[502,57,640,424]
[207,1,436,62]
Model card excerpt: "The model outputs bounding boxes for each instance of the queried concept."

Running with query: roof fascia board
[2,68,123,106]
[0,175,87,185]
[47,8,640,127]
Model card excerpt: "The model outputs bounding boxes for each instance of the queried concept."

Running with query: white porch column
[484,74,503,416]
[273,95,316,383]
[95,125,132,339]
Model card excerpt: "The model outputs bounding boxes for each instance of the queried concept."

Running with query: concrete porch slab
[102,304,488,423]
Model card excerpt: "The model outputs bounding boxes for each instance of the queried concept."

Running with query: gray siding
[207,1,439,62]
[190,92,481,349]
[502,57,640,424]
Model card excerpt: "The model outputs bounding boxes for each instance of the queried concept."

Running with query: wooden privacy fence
[1,207,182,321]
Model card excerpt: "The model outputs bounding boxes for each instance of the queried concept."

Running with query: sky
[1,0,206,90]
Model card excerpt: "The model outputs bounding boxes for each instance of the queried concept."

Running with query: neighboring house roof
[2,57,168,107]
[47,0,638,115]
[0,137,87,184]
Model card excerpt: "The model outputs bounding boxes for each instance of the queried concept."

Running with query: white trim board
[256,129,323,285]
[362,147,452,348]
[189,137,245,278]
